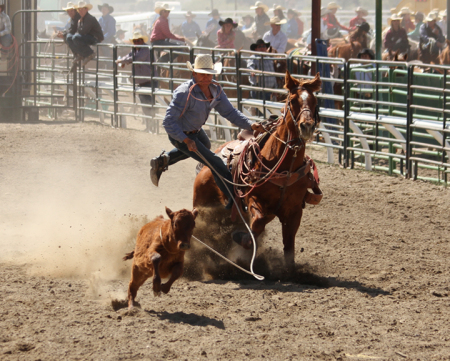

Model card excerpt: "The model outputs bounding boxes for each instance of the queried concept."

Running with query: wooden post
[311,0,321,73]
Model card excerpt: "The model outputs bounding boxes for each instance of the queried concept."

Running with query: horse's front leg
[279,209,303,270]
[232,200,274,249]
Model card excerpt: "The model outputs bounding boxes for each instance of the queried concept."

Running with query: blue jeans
[0,33,12,49]
[167,130,234,201]
[66,33,98,58]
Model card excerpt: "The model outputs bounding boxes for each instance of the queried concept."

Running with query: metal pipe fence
[8,39,450,185]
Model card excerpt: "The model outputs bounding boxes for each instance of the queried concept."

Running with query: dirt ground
[1,120,450,361]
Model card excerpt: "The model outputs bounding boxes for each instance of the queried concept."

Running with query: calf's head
[166,207,198,251]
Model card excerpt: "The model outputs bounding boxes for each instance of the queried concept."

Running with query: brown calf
[123,207,198,309]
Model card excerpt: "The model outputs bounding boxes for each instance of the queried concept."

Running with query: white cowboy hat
[321,7,331,17]
[250,1,269,13]
[62,1,76,10]
[154,3,173,15]
[75,1,93,10]
[439,9,447,17]
[355,7,368,16]
[129,30,148,43]
[264,16,287,26]
[425,12,439,22]
[390,14,402,21]
[398,7,413,16]
[186,54,222,74]
[327,2,341,10]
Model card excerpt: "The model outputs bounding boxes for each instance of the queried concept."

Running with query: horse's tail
[123,251,134,261]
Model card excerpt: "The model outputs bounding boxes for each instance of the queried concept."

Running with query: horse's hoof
[153,290,161,297]
[232,231,253,250]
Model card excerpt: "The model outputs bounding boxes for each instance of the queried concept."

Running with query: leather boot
[150,151,169,187]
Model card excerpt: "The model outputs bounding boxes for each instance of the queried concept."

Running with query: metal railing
[8,39,450,185]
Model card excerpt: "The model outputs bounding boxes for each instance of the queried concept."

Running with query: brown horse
[193,71,322,270]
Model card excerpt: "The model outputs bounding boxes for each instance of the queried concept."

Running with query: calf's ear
[192,208,199,219]
[165,207,174,219]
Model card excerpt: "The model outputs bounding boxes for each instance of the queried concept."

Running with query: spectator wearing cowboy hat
[262,16,287,53]
[98,3,116,44]
[420,12,445,55]
[398,7,415,33]
[349,7,368,30]
[116,30,158,132]
[181,11,201,41]
[241,15,254,31]
[408,11,424,41]
[251,1,270,38]
[56,2,80,44]
[217,18,237,49]
[247,39,277,112]
[150,3,184,62]
[323,2,350,33]
[66,1,104,68]
[384,14,409,54]
[149,54,264,206]
[0,4,13,50]
[204,9,222,43]
[285,9,299,39]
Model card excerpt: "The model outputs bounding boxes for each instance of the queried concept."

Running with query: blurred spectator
[250,1,270,38]
[98,3,116,43]
[205,9,221,43]
[420,12,445,56]
[116,31,158,133]
[271,5,288,33]
[0,4,12,50]
[241,15,254,31]
[349,7,368,30]
[323,2,350,33]
[217,18,237,49]
[437,10,447,38]
[285,9,299,39]
[384,14,409,54]
[115,29,127,44]
[408,11,424,41]
[56,2,80,44]
[263,16,287,54]
[398,7,415,33]
[181,11,201,41]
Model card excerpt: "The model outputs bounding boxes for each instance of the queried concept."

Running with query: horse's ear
[284,70,298,91]
[301,72,322,93]
[403,53,408,61]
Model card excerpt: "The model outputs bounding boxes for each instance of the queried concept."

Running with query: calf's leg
[150,252,162,297]
[160,262,183,294]
[127,264,150,309]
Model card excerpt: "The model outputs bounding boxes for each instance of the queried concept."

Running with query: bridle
[284,86,320,140]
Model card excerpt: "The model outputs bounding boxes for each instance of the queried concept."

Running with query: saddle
[220,127,323,215]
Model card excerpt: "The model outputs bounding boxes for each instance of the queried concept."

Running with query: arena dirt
[1,121,449,360]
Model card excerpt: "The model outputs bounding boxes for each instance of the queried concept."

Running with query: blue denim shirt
[98,14,116,42]
[163,79,253,142]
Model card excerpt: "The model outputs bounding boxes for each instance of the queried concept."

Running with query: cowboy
[181,11,201,40]
[116,31,157,132]
[56,2,80,44]
[149,54,264,208]
[408,12,424,41]
[150,3,185,62]
[285,9,299,39]
[115,29,127,44]
[349,7,368,30]
[204,9,221,43]
[349,22,370,49]
[383,14,409,54]
[0,4,12,50]
[250,1,270,38]
[270,5,288,33]
[66,1,104,68]
[323,2,350,33]
[420,12,445,55]
[263,16,287,53]
[247,39,277,112]
[398,7,415,33]
[98,3,116,44]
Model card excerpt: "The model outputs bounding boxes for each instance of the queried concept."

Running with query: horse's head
[283,71,321,140]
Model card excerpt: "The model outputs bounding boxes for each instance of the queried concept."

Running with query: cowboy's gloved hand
[184,138,197,152]
[251,122,265,134]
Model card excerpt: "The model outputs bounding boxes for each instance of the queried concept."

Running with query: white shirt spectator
[262,29,287,53]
